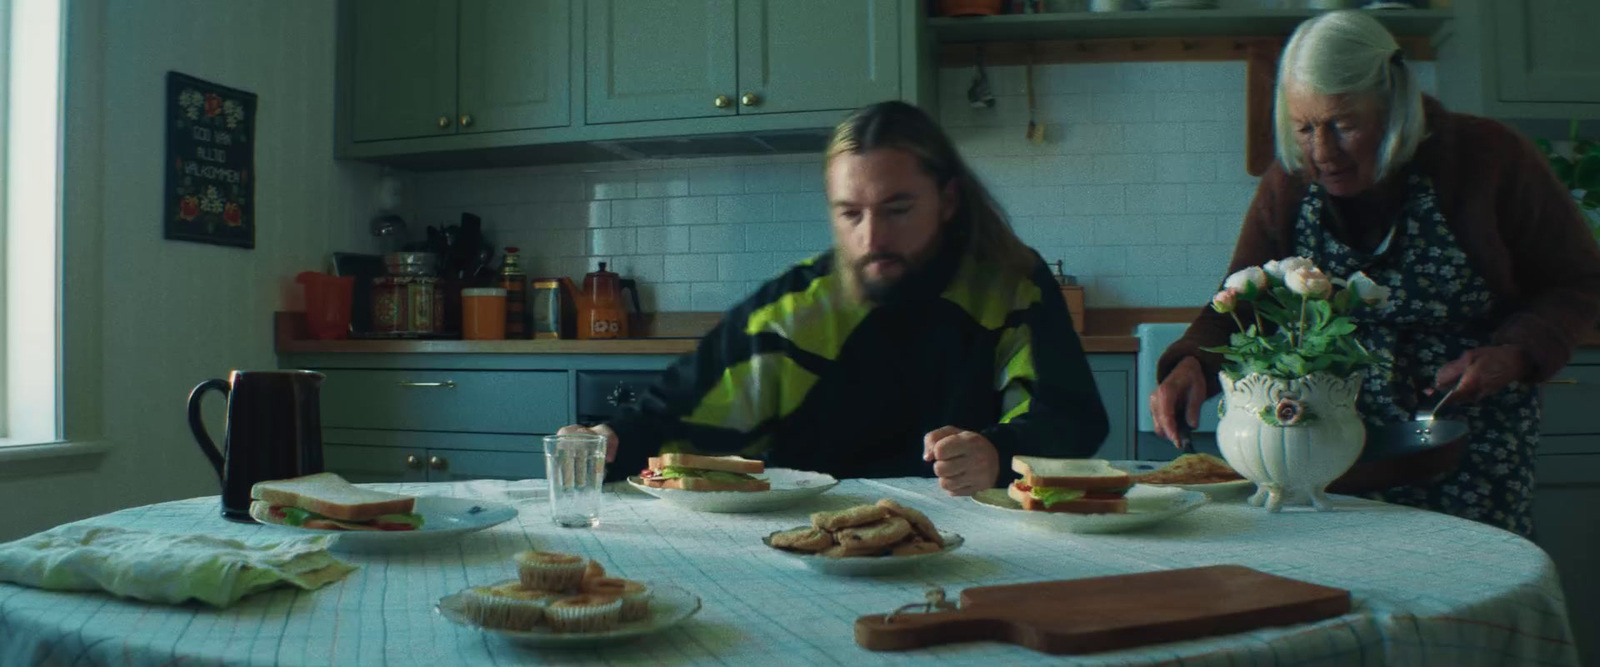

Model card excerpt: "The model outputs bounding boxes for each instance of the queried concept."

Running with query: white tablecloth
[0,478,1581,666]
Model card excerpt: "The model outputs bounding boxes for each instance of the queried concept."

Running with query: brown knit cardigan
[1158,98,1600,393]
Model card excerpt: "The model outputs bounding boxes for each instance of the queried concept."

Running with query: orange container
[295,271,354,340]
[461,287,507,340]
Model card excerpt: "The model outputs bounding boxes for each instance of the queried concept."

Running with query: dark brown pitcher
[188,370,326,522]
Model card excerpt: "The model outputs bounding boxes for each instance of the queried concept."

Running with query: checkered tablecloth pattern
[0,478,1580,666]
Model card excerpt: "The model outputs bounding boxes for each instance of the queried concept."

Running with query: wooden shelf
[928,8,1453,43]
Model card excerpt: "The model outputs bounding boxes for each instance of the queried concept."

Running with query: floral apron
[1295,174,1541,536]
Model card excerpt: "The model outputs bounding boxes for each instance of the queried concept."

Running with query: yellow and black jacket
[608,247,1108,486]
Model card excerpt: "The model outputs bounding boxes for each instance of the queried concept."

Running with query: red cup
[296,272,354,340]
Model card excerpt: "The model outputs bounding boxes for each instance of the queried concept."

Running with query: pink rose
[1285,267,1332,299]
[1275,398,1304,426]
[1211,288,1239,314]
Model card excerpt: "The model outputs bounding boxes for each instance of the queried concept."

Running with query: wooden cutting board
[854,565,1350,655]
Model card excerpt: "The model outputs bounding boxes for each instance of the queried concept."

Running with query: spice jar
[461,287,507,340]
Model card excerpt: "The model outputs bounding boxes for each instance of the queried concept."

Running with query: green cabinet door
[459,0,572,133]
[585,0,738,124]
[1493,0,1600,105]
[325,443,429,483]
[735,0,899,115]
[348,0,459,142]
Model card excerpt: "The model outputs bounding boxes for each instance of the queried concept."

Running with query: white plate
[254,496,517,551]
[971,485,1207,534]
[436,584,702,648]
[1110,460,1255,498]
[763,530,965,576]
[625,468,839,513]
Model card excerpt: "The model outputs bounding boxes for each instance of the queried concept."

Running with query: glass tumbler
[543,433,606,528]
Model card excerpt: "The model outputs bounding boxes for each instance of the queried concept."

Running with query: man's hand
[1434,345,1529,403]
[557,424,620,462]
[922,426,999,497]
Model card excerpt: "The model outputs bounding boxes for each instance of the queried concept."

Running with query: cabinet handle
[459,114,474,128]
[405,455,423,470]
[740,93,760,107]
[1544,379,1580,385]
[713,95,732,109]
[429,456,448,471]
[398,380,456,389]
[436,115,451,129]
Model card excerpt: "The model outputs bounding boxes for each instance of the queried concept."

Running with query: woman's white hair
[1274,10,1426,182]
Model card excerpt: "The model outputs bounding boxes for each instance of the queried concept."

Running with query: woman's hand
[1150,356,1209,447]
[556,424,620,462]
[1434,345,1528,403]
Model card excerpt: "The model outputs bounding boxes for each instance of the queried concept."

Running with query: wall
[410,60,1436,313]
[0,0,379,540]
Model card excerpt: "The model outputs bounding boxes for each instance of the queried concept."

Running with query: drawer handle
[1544,379,1579,385]
[398,381,456,389]
[429,456,448,471]
[405,455,423,470]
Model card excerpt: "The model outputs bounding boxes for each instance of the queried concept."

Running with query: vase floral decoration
[1201,256,1389,512]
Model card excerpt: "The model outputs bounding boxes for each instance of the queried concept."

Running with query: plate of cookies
[763,499,963,576]
[435,549,702,647]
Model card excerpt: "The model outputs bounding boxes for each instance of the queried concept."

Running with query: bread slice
[1012,456,1131,491]
[1007,483,1128,514]
[655,453,764,474]
[641,475,770,492]
[250,472,415,521]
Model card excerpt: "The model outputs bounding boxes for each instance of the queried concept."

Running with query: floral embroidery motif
[1292,174,1541,537]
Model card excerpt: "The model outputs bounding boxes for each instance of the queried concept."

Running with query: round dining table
[0,477,1581,666]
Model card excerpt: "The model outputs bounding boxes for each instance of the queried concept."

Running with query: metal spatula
[967,48,995,109]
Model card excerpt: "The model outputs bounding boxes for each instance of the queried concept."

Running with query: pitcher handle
[187,378,231,481]
[620,278,642,315]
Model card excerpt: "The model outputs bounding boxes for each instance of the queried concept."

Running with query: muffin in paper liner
[581,577,653,622]
[459,579,562,630]
[515,550,588,593]
[545,594,624,633]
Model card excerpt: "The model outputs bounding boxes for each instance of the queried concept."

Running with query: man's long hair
[824,102,1037,300]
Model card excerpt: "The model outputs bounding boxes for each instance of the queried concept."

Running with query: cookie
[769,526,834,552]
[811,505,889,531]
[820,543,885,558]
[891,539,943,556]
[876,499,944,547]
[834,517,913,552]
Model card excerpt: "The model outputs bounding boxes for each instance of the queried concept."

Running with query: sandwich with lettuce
[1007,456,1132,514]
[638,453,770,492]
[249,472,425,531]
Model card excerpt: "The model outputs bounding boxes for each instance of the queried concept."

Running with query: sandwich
[1007,456,1132,514]
[1134,453,1243,486]
[638,453,770,492]
[248,472,425,531]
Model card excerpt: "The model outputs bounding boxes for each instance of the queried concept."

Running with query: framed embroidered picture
[163,71,256,249]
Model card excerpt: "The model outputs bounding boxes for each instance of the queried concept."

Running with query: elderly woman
[1150,11,1600,536]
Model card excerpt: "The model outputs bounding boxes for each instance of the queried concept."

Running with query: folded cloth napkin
[0,523,356,607]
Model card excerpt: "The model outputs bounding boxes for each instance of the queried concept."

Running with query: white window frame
[2,0,64,447]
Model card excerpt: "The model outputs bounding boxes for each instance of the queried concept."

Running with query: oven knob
[607,383,637,408]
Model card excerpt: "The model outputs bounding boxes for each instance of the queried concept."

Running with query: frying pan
[1328,383,1469,494]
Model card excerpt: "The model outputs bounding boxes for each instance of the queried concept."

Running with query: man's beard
[850,231,953,304]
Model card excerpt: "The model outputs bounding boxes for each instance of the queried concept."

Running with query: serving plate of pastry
[1115,454,1253,498]
[436,550,702,647]
[763,499,964,576]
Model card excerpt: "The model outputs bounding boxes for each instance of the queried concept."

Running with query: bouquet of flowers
[1204,257,1389,383]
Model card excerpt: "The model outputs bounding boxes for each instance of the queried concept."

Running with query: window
[2,0,63,446]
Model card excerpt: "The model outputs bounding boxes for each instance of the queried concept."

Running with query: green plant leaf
[1572,118,1582,143]
[1584,189,1600,211]
[1576,155,1600,192]
[1323,320,1356,337]
[1577,140,1598,158]
[1536,138,1555,157]
[1553,156,1576,185]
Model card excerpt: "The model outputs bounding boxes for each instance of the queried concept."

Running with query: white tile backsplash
[408,61,1438,312]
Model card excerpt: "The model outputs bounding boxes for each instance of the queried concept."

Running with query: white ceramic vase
[1215,371,1365,512]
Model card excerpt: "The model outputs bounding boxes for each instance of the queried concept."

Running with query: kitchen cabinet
[340,0,572,145]
[1534,352,1600,667]
[586,0,901,125]
[346,0,458,142]
[584,0,737,125]
[337,0,925,164]
[1438,0,1600,120]
[1088,354,1134,461]
[325,443,544,482]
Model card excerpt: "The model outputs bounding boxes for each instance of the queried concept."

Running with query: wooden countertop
[275,309,1201,355]
[275,311,1600,356]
